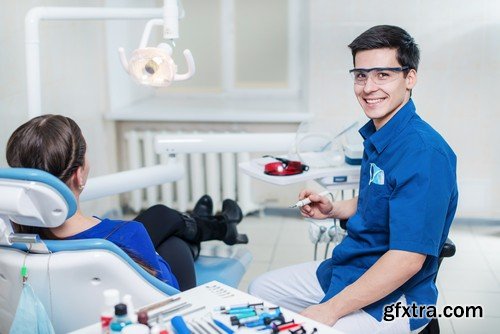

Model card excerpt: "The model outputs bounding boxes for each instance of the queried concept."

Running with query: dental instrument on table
[188,320,208,334]
[159,306,207,324]
[137,296,182,314]
[212,318,234,334]
[214,302,264,312]
[149,302,191,322]
[204,320,224,334]
[290,190,333,208]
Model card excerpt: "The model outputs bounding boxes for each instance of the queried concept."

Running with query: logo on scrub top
[369,163,385,185]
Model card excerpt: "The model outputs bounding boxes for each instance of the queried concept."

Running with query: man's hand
[305,250,426,326]
[300,303,339,327]
[298,189,334,219]
[299,190,358,220]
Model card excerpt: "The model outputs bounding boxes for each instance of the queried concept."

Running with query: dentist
[249,25,458,333]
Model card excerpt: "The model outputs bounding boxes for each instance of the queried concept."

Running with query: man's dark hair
[348,25,420,71]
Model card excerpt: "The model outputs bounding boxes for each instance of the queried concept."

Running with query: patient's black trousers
[134,204,196,291]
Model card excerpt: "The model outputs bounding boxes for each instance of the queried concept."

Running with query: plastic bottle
[110,303,132,333]
[101,289,120,334]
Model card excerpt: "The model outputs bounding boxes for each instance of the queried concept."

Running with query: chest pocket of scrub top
[365,163,392,230]
[369,163,385,186]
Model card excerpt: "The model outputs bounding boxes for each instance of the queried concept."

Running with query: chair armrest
[339,219,348,230]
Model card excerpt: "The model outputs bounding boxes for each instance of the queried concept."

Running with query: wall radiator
[124,130,259,214]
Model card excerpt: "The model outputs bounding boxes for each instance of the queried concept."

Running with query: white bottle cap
[103,289,120,307]
[122,294,132,306]
[123,294,137,322]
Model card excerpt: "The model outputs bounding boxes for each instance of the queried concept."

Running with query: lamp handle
[174,49,195,81]
[118,47,130,73]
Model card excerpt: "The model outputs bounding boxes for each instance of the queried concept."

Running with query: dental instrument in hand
[290,190,333,208]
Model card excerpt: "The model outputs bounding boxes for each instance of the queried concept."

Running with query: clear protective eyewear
[349,66,409,85]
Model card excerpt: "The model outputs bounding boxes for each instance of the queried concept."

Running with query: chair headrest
[0,168,77,227]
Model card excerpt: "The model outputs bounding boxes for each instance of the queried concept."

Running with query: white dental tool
[290,190,333,208]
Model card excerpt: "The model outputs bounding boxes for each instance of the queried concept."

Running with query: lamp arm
[174,49,195,81]
[118,18,165,73]
[139,18,164,48]
[163,0,179,39]
[118,47,130,73]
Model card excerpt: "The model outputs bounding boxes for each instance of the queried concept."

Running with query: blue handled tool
[224,308,257,315]
[215,303,264,312]
[213,318,234,334]
[171,316,191,334]
[244,313,285,328]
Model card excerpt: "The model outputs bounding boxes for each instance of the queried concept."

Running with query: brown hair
[6,115,86,238]
[6,114,86,183]
[6,115,157,277]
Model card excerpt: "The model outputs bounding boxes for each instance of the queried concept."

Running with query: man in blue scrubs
[249,25,458,333]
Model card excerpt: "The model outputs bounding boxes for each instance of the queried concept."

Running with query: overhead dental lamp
[118,0,195,87]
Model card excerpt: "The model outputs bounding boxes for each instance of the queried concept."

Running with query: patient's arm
[300,249,426,326]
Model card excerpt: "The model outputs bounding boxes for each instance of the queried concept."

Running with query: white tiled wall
[0,0,118,215]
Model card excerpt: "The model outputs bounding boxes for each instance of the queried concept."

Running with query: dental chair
[0,168,252,333]
[419,239,456,334]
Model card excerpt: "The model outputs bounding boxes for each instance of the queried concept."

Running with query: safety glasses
[349,66,409,86]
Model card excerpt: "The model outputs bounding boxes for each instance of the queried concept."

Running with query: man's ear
[406,69,417,90]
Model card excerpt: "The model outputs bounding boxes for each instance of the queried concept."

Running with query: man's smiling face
[353,48,416,130]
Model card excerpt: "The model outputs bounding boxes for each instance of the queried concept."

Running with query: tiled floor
[231,212,500,334]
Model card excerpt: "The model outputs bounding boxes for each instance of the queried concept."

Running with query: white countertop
[70,281,343,334]
[239,157,360,189]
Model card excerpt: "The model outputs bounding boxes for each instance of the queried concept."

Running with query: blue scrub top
[316,99,458,330]
[67,218,180,290]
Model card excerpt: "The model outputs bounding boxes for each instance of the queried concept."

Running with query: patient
[6,114,248,291]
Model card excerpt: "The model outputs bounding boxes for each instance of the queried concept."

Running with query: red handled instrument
[263,156,309,176]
